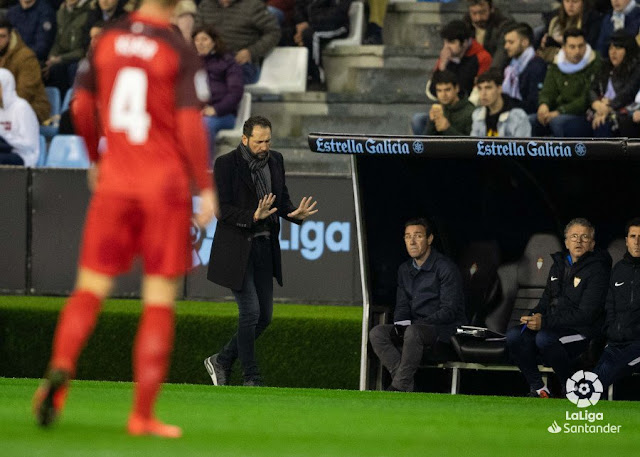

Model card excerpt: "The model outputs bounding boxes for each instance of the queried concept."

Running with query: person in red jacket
[32,0,218,438]
[428,19,492,100]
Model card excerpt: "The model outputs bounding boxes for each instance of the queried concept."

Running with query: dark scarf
[239,143,277,225]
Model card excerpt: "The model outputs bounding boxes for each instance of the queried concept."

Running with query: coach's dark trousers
[369,323,439,391]
[217,236,273,379]
[506,326,590,391]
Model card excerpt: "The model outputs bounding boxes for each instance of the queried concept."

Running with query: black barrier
[7,169,360,304]
[30,170,166,297]
[0,167,28,293]
[187,175,361,304]
[307,133,635,160]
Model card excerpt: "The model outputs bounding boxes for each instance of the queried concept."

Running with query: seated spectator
[83,0,127,47]
[616,87,640,135]
[369,218,465,392]
[293,0,352,89]
[0,68,40,166]
[7,0,56,62]
[0,17,51,123]
[267,0,294,27]
[593,217,640,390]
[596,0,640,56]
[364,0,388,45]
[463,0,514,70]
[427,19,492,101]
[44,0,92,96]
[413,70,475,136]
[502,22,548,114]
[471,68,531,137]
[193,25,244,165]
[506,218,611,397]
[532,28,601,137]
[538,0,602,64]
[195,0,281,85]
[589,30,640,136]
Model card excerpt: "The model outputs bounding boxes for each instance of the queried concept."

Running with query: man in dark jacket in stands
[195,0,281,84]
[7,0,56,62]
[593,217,640,389]
[369,217,466,392]
[502,22,547,115]
[463,0,514,71]
[506,218,611,398]
[293,0,352,88]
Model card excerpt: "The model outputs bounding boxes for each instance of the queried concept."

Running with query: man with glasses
[369,217,465,392]
[506,218,611,397]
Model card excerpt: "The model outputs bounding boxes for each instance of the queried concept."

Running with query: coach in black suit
[204,115,318,386]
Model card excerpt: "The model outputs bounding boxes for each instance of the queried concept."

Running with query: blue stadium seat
[40,87,62,139]
[45,135,90,168]
[61,88,73,113]
[36,135,47,167]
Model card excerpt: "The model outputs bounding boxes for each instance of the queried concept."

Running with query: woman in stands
[193,25,244,166]
[538,0,601,63]
[588,30,640,137]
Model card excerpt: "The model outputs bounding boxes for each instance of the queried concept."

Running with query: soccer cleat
[127,414,182,438]
[526,389,551,398]
[204,354,229,386]
[33,368,70,427]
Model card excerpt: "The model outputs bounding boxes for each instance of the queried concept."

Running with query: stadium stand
[40,86,61,139]
[244,47,308,94]
[36,135,47,167]
[325,1,366,49]
[216,92,252,142]
[45,135,90,168]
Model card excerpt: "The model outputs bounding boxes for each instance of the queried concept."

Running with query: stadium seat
[61,88,73,113]
[45,135,90,168]
[457,240,501,326]
[451,233,562,364]
[217,92,252,141]
[607,238,626,265]
[40,87,62,139]
[36,135,47,167]
[244,47,308,94]
[326,2,365,49]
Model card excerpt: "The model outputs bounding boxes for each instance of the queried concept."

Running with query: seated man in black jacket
[506,218,611,397]
[593,217,640,389]
[369,217,466,392]
[293,0,352,88]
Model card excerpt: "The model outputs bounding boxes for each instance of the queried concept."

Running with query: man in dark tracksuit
[369,217,466,392]
[506,218,611,397]
[594,217,640,389]
[204,115,318,386]
[293,0,352,85]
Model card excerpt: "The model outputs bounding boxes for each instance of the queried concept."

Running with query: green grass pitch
[1,378,639,457]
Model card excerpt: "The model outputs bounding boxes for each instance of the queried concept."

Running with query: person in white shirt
[0,68,40,166]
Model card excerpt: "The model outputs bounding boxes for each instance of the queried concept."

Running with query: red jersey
[73,12,212,200]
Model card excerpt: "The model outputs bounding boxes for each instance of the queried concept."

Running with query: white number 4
[109,67,151,144]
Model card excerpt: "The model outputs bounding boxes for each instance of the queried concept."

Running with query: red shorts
[79,193,193,277]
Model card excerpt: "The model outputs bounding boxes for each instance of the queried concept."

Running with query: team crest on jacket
[537,257,544,270]
[574,277,581,287]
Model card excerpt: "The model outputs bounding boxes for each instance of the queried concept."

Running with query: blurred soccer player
[32,0,218,438]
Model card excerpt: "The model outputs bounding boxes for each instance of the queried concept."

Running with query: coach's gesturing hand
[287,196,318,221]
[253,193,277,222]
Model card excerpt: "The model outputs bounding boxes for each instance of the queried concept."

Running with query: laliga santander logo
[565,370,603,408]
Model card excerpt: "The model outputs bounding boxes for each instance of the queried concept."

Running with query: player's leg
[34,193,137,427]
[127,275,182,438]
[34,268,114,427]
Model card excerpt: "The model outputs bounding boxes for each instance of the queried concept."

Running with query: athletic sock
[50,290,102,375]
[131,305,175,420]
